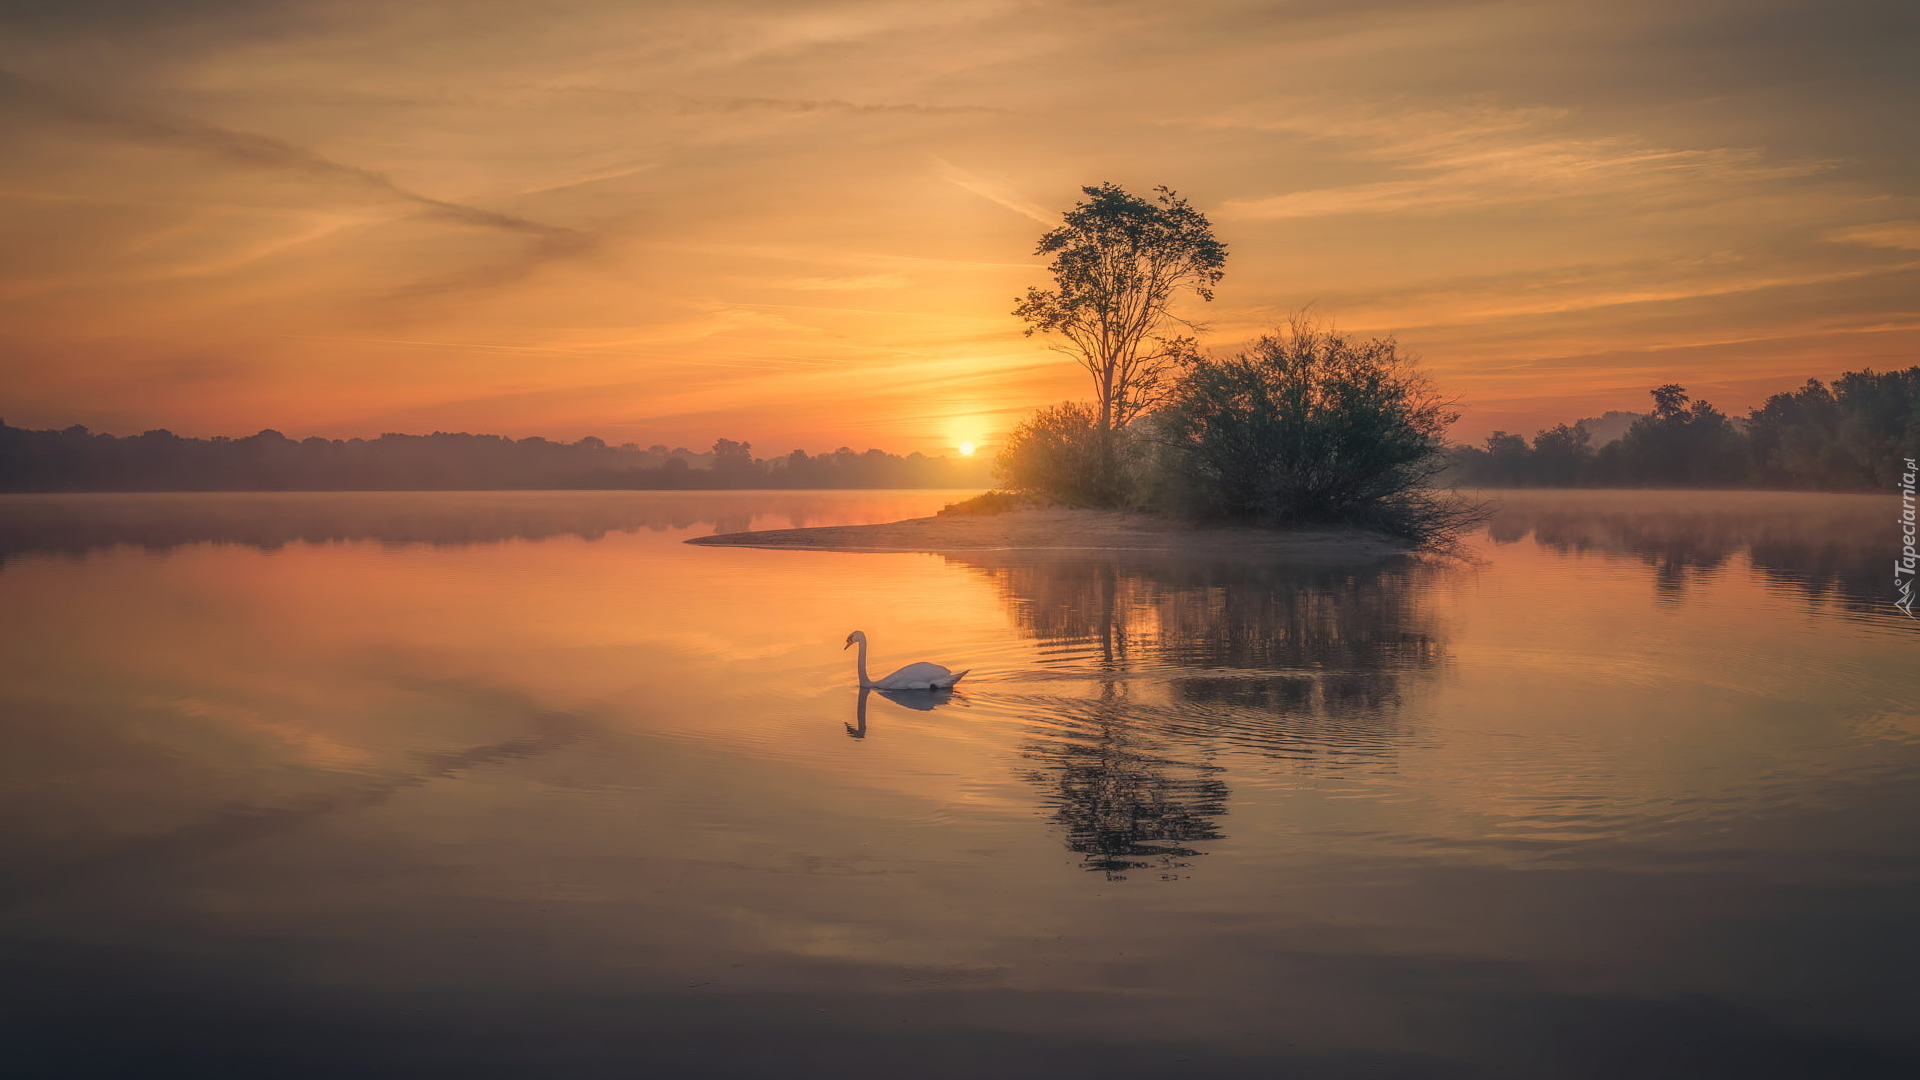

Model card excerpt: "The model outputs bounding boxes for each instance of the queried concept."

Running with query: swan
[843,630,969,690]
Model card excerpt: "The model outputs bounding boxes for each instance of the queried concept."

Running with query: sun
[958,441,976,456]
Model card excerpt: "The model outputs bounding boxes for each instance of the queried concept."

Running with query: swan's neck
[855,638,872,686]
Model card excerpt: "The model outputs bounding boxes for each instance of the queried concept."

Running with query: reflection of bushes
[0,492,868,566]
[1171,672,1401,718]
[970,551,1443,740]
[963,550,1446,879]
[1021,695,1229,880]
[955,552,1443,679]
[1485,493,1895,611]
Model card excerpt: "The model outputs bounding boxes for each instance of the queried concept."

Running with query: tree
[1482,431,1530,485]
[1832,367,1920,486]
[1530,423,1592,486]
[1746,378,1847,488]
[1601,384,1744,486]
[1014,183,1227,504]
[1744,369,1920,489]
[710,438,761,486]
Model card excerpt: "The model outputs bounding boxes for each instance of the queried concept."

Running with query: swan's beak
[842,640,852,650]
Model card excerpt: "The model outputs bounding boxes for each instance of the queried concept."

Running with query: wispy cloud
[1827,221,1920,251]
[1212,98,1829,219]
[0,69,593,285]
[780,274,911,291]
[931,157,1056,225]
[528,85,1006,117]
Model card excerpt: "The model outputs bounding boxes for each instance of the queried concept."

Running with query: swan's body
[844,630,968,690]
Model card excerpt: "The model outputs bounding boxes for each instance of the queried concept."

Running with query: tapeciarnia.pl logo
[1899,456,1918,618]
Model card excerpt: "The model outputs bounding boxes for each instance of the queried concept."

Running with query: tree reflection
[952,550,1444,879]
[1021,680,1229,880]
[0,491,902,567]
[957,551,1443,710]
[1483,492,1897,612]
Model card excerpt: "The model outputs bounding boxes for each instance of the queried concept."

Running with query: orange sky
[2,0,1915,452]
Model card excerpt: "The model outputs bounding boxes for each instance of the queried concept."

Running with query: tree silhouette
[1603,384,1744,486]
[0,421,993,491]
[1013,183,1227,504]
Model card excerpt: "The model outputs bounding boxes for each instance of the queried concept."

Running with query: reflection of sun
[958,441,976,456]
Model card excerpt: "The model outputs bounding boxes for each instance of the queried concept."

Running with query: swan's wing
[877,661,953,688]
[938,669,970,687]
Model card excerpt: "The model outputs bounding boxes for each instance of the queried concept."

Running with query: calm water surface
[2,489,1916,1078]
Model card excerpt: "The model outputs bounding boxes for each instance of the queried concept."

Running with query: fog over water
[1,489,1914,1078]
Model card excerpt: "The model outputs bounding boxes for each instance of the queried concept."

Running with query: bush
[1156,320,1480,541]
[993,402,1116,506]
[937,490,1038,516]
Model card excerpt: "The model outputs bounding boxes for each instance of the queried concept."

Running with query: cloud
[931,157,1055,225]
[1826,221,1920,251]
[780,274,911,291]
[528,84,1006,118]
[1210,98,1829,220]
[0,68,593,283]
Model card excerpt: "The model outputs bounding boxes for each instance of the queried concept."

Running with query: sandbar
[685,507,1409,561]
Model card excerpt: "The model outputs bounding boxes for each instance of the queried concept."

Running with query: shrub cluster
[994,321,1482,542]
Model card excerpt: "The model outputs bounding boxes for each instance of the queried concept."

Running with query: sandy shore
[685,507,1409,560]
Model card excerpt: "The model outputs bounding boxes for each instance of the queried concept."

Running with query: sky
[1,0,1914,454]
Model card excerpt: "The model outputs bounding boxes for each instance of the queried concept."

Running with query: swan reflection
[846,685,963,739]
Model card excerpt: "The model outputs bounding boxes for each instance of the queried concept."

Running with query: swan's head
[843,630,866,650]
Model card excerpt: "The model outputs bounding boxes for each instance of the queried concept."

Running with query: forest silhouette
[0,423,991,492]
[1450,370,1920,490]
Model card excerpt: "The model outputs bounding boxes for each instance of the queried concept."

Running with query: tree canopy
[1013,183,1226,502]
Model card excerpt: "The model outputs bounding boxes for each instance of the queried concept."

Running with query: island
[685,506,1410,561]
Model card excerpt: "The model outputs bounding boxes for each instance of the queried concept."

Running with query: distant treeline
[0,423,993,492]
[1450,368,1920,490]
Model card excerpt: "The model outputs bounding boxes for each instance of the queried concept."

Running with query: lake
[2,489,1915,1079]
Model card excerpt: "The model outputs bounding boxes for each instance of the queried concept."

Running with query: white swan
[843,630,969,690]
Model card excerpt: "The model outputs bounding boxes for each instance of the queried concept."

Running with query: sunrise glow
[0,4,1912,450]
[3,6,1917,1074]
